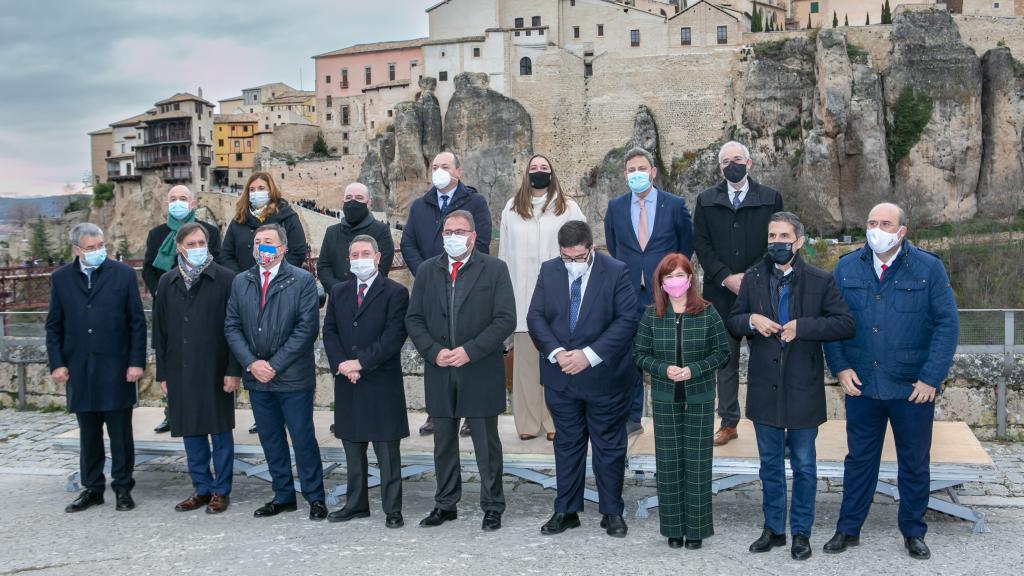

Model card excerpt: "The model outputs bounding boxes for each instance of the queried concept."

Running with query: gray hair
[175,222,208,244]
[624,147,655,168]
[770,211,805,239]
[255,223,288,246]
[444,209,475,231]
[718,141,751,163]
[69,223,104,246]
[349,234,379,253]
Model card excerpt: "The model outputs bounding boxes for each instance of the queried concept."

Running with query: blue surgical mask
[168,200,191,221]
[185,246,209,267]
[250,190,270,209]
[627,171,651,194]
[82,247,107,267]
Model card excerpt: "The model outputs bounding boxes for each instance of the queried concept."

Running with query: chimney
[198,87,203,99]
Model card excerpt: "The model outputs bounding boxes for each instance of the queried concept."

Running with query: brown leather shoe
[546,432,555,441]
[519,434,537,441]
[175,493,212,512]
[713,426,738,446]
[206,494,230,514]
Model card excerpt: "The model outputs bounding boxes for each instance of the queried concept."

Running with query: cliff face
[978,47,1024,218]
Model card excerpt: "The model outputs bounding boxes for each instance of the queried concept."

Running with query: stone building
[87,128,112,185]
[129,93,216,194]
[263,90,318,124]
[790,0,938,28]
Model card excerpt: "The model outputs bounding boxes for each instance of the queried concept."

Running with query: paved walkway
[2,408,1023,575]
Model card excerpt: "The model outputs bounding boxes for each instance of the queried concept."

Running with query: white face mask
[432,168,453,191]
[249,190,270,209]
[866,226,903,254]
[349,258,376,281]
[565,252,592,281]
[443,234,469,258]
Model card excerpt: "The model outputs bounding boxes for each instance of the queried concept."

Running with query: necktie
[569,276,583,333]
[261,271,271,309]
[357,283,367,306]
[879,263,888,281]
[84,267,95,289]
[732,192,742,211]
[636,197,649,252]
[440,194,450,215]
[778,283,790,326]
[450,260,462,283]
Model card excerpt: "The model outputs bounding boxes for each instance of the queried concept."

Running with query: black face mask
[529,171,552,190]
[723,162,748,184]
[766,242,795,265]
[343,200,369,224]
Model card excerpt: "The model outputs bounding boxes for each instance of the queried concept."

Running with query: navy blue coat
[322,276,410,442]
[526,253,639,395]
[824,241,959,400]
[399,182,492,276]
[45,258,147,413]
[604,187,693,314]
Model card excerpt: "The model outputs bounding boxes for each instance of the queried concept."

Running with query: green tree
[28,217,52,260]
[116,237,132,260]
[886,88,934,174]
[866,12,871,25]
[312,131,329,156]
[807,13,812,29]
[845,14,849,26]
[833,10,838,28]
[751,6,762,33]
[881,0,892,24]
[92,182,115,207]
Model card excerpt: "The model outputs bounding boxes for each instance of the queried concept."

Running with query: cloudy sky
[0,0,436,197]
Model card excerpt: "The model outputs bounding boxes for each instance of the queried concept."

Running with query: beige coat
[498,196,586,332]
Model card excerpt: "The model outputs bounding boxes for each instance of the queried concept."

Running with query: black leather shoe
[385,513,404,529]
[253,500,297,517]
[153,417,170,434]
[248,423,258,434]
[668,537,684,548]
[419,417,434,436]
[481,510,502,532]
[309,500,328,521]
[419,508,457,527]
[685,539,702,550]
[115,490,135,511]
[905,537,930,560]
[327,507,369,523]
[823,532,860,554]
[749,528,786,553]
[600,514,628,538]
[459,420,472,437]
[65,489,104,513]
[791,534,812,560]
[541,512,581,535]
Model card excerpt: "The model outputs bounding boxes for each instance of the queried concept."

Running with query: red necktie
[261,271,271,309]
[879,263,888,281]
[450,260,462,283]
[358,283,367,306]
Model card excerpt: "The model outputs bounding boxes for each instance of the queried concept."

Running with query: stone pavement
[2,408,1024,575]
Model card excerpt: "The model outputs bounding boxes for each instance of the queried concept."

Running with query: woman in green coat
[634,253,731,549]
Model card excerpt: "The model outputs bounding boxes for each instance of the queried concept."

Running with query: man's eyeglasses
[442,230,471,237]
[560,253,590,264]
[719,156,747,166]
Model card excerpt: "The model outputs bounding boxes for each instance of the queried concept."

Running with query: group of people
[45,140,958,561]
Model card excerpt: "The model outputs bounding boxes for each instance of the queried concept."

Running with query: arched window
[520,57,533,76]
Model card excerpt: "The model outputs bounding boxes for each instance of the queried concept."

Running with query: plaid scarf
[177,253,212,290]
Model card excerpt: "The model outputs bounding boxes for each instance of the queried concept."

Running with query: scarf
[153,210,196,272]
[249,205,268,223]
[177,253,212,290]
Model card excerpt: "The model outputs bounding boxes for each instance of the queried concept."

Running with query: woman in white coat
[499,154,586,440]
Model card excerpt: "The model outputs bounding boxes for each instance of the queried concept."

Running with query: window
[717,26,728,45]
[410,59,418,67]
[630,29,640,47]
[234,141,240,148]
[343,146,350,155]
[218,138,224,146]
[235,153,242,161]
[994,1,1000,6]
[573,26,580,38]
[520,57,532,76]
[341,105,350,125]
[514,17,524,28]
[540,28,544,35]
[571,0,575,5]
[597,24,604,36]
[473,47,481,57]
[326,95,332,108]
[532,16,541,26]
[584,62,593,77]
[173,103,180,110]
[326,113,332,121]
[387,109,393,117]
[370,121,374,129]
[106,150,111,157]
[237,171,243,178]
[810,2,819,13]
[341,68,348,88]
[439,71,448,81]
[388,62,396,81]
[326,75,331,84]
[680,27,691,46]
[365,66,372,85]
[342,132,349,141]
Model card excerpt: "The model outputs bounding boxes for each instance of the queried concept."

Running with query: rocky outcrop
[885,8,983,225]
[839,63,891,225]
[977,47,1024,218]
[442,73,533,227]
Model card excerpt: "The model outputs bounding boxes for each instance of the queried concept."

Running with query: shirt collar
[260,261,282,277]
[728,179,750,197]
[630,186,656,204]
[357,271,378,291]
[873,246,901,269]
[448,249,472,269]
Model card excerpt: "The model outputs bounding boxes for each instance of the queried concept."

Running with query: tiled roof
[313,37,427,58]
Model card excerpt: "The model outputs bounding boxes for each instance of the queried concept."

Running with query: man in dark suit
[405,210,516,531]
[142,184,222,434]
[604,147,692,436]
[527,221,639,538]
[322,234,410,529]
[726,212,855,560]
[693,141,783,446]
[46,223,147,513]
[401,151,491,436]
[317,182,395,293]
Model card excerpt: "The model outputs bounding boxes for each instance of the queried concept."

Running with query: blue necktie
[569,276,583,333]
[84,267,95,289]
[439,194,450,214]
[778,283,790,326]
[732,192,741,211]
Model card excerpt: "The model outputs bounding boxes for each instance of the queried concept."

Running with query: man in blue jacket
[224,223,328,521]
[604,147,693,435]
[46,223,146,513]
[400,150,492,436]
[822,203,959,560]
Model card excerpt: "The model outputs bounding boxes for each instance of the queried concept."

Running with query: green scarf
[153,210,195,272]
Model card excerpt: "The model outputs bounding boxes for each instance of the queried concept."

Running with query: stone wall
[255,156,364,210]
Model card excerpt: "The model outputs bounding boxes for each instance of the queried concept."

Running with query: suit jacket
[399,182,492,276]
[45,258,147,413]
[322,275,410,442]
[405,251,516,417]
[316,214,394,292]
[726,255,855,429]
[604,187,693,313]
[526,253,638,394]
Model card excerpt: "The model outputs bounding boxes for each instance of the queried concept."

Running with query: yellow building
[213,113,260,190]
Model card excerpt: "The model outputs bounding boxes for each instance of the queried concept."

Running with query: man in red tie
[405,210,516,531]
[224,223,328,521]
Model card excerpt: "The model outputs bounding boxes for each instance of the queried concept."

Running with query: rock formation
[978,47,1024,218]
